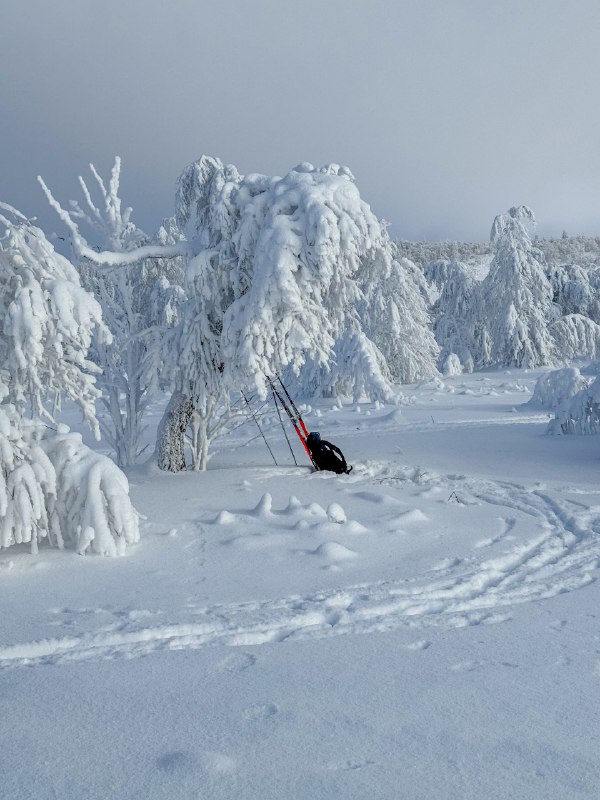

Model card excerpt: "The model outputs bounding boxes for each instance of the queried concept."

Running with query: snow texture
[2,368,600,800]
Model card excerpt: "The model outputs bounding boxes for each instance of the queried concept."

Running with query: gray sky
[1,0,599,243]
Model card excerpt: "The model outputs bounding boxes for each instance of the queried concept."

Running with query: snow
[2,368,600,798]
[528,366,590,410]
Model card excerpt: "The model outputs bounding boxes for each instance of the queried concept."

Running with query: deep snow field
[2,368,600,799]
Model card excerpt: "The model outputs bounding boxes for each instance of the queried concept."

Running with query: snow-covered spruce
[429,258,478,374]
[474,206,557,369]
[428,207,568,371]
[0,203,139,555]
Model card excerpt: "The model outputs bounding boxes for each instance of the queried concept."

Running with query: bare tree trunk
[155,390,195,471]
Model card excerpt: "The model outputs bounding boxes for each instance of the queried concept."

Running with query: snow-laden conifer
[474,206,557,368]
[549,314,600,361]
[360,253,439,385]
[429,258,477,373]
[547,263,600,322]
[0,390,57,554]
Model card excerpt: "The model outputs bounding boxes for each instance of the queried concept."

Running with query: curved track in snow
[0,468,598,670]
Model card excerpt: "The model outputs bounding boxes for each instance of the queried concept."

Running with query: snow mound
[312,542,357,561]
[327,503,347,524]
[215,510,236,525]
[528,367,590,410]
[285,495,303,512]
[252,493,273,517]
[395,509,429,524]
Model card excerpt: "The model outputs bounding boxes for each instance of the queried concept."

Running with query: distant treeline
[396,234,600,270]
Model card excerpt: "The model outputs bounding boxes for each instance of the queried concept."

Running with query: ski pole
[268,378,317,469]
[272,386,298,465]
[241,389,278,466]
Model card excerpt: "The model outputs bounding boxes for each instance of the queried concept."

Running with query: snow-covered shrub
[548,374,600,435]
[43,426,140,556]
[539,234,600,269]
[528,367,590,410]
[398,241,491,271]
[0,203,139,555]
[442,353,463,376]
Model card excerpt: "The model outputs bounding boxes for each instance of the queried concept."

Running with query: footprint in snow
[450,660,485,672]
[404,639,432,651]
[217,652,256,673]
[549,619,568,632]
[156,751,196,776]
[156,750,236,777]
[242,702,279,722]
[327,759,376,771]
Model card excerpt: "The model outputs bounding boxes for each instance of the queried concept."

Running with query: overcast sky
[1,0,599,243]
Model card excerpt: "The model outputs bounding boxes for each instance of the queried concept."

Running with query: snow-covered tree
[55,156,440,471]
[0,203,105,428]
[547,373,600,436]
[428,258,477,373]
[547,263,600,324]
[473,206,558,368]
[360,251,439,385]
[39,160,185,466]
[164,158,438,467]
[549,313,600,361]
[0,203,139,554]
[528,367,590,410]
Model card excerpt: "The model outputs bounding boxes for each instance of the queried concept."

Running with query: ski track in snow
[1,465,599,671]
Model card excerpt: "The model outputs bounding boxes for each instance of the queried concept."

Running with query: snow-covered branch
[37,174,190,268]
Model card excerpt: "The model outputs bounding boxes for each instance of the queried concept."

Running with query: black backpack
[308,438,352,474]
